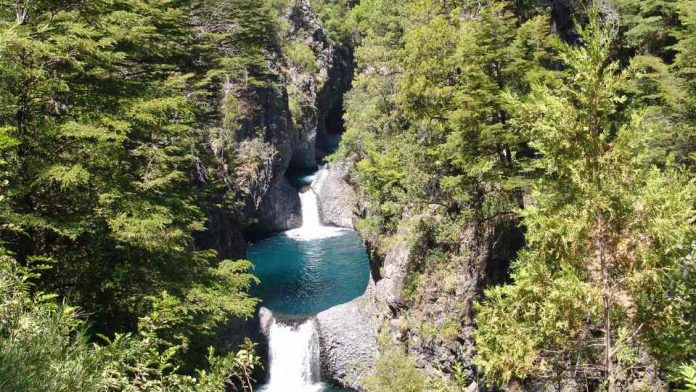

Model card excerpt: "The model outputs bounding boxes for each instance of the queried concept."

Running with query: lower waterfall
[259,317,323,392]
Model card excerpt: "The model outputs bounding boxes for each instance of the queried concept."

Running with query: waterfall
[260,318,324,392]
[257,166,355,391]
[285,179,347,241]
[298,190,323,230]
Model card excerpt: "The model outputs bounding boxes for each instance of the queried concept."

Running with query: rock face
[198,78,302,254]
[313,161,359,229]
[316,290,381,391]
[285,0,355,169]
[372,219,426,309]
[399,220,525,376]
[236,86,302,234]
[320,213,524,384]
[246,176,302,234]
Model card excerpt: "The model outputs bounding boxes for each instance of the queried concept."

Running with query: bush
[0,250,260,392]
[362,347,427,392]
[284,42,318,73]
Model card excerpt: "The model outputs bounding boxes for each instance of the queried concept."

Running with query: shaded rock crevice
[285,0,355,169]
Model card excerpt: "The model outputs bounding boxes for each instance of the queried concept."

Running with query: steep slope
[195,0,355,259]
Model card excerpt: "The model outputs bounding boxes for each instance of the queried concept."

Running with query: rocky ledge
[313,161,359,229]
[315,290,381,391]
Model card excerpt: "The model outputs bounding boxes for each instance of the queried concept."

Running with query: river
[250,168,369,392]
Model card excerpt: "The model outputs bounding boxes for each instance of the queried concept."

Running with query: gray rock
[240,85,300,234]
[258,307,274,337]
[373,219,425,309]
[313,161,359,229]
[250,177,302,234]
[316,295,380,391]
[355,214,526,378]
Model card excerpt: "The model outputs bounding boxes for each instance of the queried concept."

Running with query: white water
[260,319,324,392]
[285,176,347,241]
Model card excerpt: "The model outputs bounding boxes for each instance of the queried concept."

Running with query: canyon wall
[196,0,354,259]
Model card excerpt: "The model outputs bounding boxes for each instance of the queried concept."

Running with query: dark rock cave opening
[325,96,346,136]
[316,95,347,162]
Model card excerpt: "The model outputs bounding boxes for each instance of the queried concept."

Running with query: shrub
[363,347,427,392]
[284,42,318,73]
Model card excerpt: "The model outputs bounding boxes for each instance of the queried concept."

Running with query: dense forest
[0,0,695,391]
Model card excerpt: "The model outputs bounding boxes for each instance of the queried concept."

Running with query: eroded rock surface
[316,291,381,391]
[313,161,359,229]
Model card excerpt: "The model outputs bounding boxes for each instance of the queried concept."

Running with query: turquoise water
[286,166,320,188]
[248,230,370,317]
[253,169,366,391]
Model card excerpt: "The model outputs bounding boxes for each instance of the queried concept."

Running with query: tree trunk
[603,290,615,392]
[597,215,616,392]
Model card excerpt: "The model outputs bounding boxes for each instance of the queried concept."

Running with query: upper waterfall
[285,175,348,241]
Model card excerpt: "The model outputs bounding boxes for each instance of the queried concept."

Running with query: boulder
[313,161,359,229]
[316,295,380,391]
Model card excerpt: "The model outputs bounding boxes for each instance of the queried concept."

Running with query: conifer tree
[474,9,696,390]
[0,0,263,380]
[674,0,696,126]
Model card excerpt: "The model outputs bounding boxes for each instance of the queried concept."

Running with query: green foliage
[612,0,680,59]
[475,8,696,388]
[363,346,428,392]
[284,41,318,73]
[0,250,260,392]
[3,0,696,390]
[287,84,304,125]
[341,0,556,244]
[0,250,103,392]
[341,0,696,389]
[612,0,696,167]
[675,362,696,392]
[674,0,696,124]
[312,0,357,45]
[0,0,275,387]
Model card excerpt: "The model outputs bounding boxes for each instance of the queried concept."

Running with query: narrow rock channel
[249,168,369,391]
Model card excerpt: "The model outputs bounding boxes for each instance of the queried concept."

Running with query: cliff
[195,0,354,258]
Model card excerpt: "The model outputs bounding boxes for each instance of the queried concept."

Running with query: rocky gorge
[201,1,530,389]
[204,1,661,391]
[196,0,355,258]
[4,0,692,390]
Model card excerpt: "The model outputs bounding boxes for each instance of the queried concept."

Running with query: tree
[342,0,556,239]
[0,248,261,392]
[0,0,263,380]
[474,8,696,390]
